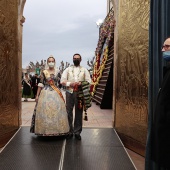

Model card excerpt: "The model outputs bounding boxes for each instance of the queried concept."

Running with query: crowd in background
[21,72,62,101]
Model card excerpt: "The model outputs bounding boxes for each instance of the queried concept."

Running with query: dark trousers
[32,86,38,97]
[66,91,83,135]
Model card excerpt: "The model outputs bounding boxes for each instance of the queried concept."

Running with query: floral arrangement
[91,8,115,96]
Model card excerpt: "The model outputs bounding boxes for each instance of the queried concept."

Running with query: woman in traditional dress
[22,73,32,101]
[30,55,69,136]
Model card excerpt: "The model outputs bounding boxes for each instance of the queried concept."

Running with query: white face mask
[48,62,55,68]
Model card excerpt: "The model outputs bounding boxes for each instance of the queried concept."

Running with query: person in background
[22,73,32,101]
[151,37,170,169]
[57,71,62,89]
[61,53,91,140]
[30,55,69,136]
[31,74,40,99]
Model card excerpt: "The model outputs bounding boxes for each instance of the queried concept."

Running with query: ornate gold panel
[115,0,149,155]
[0,0,20,147]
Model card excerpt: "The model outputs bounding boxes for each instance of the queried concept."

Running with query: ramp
[0,127,136,170]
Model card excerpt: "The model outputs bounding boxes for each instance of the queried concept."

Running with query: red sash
[48,79,65,103]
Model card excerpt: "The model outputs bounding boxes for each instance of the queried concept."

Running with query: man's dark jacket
[151,64,170,168]
[31,76,40,97]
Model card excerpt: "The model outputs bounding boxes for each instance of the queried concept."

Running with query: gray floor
[0,127,136,170]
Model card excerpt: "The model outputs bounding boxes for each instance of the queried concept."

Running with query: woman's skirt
[22,83,33,98]
[30,87,69,136]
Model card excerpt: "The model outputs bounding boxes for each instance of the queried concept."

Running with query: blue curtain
[145,0,170,169]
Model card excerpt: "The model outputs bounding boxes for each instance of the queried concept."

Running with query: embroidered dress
[30,70,69,136]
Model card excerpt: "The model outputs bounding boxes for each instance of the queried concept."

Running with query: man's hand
[70,82,81,88]
[61,81,67,86]
[70,82,76,88]
[77,82,81,86]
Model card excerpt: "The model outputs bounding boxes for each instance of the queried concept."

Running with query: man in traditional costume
[61,53,91,140]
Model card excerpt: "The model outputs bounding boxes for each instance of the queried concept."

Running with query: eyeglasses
[162,44,170,49]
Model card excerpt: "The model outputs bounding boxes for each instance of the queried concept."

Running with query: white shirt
[61,66,91,87]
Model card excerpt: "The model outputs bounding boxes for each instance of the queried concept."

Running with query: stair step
[92,97,102,104]
[95,91,103,96]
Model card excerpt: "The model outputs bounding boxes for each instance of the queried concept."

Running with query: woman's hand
[35,96,39,103]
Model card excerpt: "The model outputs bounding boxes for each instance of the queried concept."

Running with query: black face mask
[73,59,80,66]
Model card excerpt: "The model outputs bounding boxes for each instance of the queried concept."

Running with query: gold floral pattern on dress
[30,70,69,136]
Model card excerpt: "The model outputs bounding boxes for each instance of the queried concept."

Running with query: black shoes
[66,133,81,140]
[66,133,73,139]
[75,134,81,140]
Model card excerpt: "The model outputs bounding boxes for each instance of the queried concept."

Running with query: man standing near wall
[151,37,170,169]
